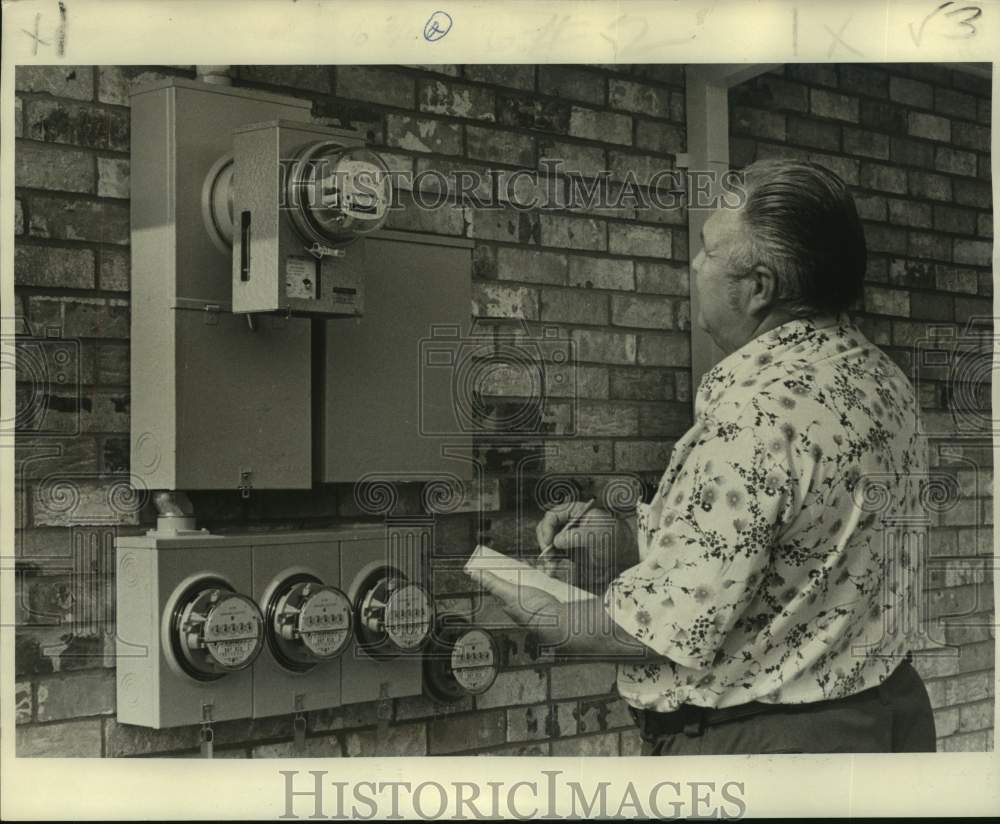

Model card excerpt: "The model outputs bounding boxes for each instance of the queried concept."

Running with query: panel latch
[238,469,253,499]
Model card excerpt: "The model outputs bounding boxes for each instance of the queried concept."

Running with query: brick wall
[12,63,993,756]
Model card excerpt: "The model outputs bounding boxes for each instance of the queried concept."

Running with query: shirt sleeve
[603,403,802,671]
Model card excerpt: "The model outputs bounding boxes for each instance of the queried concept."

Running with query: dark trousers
[636,660,937,755]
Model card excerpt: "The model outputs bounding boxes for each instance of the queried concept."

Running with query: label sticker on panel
[286,255,318,300]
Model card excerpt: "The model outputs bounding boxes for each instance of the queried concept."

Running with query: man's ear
[747,264,780,314]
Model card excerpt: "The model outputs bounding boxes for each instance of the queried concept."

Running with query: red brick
[610,368,675,402]
[466,125,534,167]
[26,99,129,152]
[935,88,977,120]
[635,261,688,295]
[608,224,671,258]
[36,670,115,721]
[15,681,32,724]
[386,191,465,235]
[842,128,888,160]
[733,108,787,142]
[343,723,426,757]
[543,439,614,475]
[18,719,103,756]
[539,66,605,106]
[952,122,990,152]
[909,171,952,201]
[577,696,633,733]
[884,199,927,228]
[908,231,951,261]
[97,158,129,198]
[936,147,978,177]
[16,142,95,194]
[551,732,619,756]
[976,213,992,238]
[464,65,535,91]
[550,661,617,698]
[419,79,495,121]
[787,64,838,87]
[576,402,640,437]
[465,205,538,243]
[935,266,980,295]
[498,247,567,285]
[953,239,991,267]
[570,329,636,365]
[99,249,130,292]
[787,116,838,150]
[431,711,513,752]
[251,736,341,758]
[472,283,538,320]
[546,365,608,400]
[856,194,892,223]
[839,65,888,98]
[889,136,934,167]
[539,140,606,179]
[615,440,674,471]
[861,163,907,194]
[541,214,606,251]
[609,79,670,118]
[608,150,676,189]
[889,76,933,109]
[810,89,859,123]
[570,107,632,146]
[732,76,808,112]
[540,288,608,325]
[28,296,129,339]
[15,246,95,289]
[497,93,570,134]
[953,179,991,209]
[860,100,908,134]
[638,333,689,367]
[386,114,463,155]
[28,196,129,245]
[807,153,859,185]
[611,294,674,329]
[864,224,908,255]
[506,704,556,742]
[238,65,331,93]
[908,112,951,142]
[933,206,978,235]
[414,157,491,202]
[16,66,94,101]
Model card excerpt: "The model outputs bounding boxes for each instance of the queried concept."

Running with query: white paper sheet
[463,544,597,603]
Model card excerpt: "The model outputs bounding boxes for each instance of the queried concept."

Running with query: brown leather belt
[628,678,886,741]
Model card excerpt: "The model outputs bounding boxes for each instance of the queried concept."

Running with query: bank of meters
[165,567,436,678]
[201,120,393,317]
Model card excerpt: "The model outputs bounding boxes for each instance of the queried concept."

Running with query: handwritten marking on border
[424,10,453,42]
[21,13,50,55]
[910,1,982,45]
[824,15,863,57]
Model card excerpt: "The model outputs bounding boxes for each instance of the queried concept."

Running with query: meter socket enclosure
[116,525,434,729]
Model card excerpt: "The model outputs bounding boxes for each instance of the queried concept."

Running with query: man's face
[691,207,753,353]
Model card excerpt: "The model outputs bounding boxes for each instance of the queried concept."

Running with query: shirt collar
[694,313,850,419]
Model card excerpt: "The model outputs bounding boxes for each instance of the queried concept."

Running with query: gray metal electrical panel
[130,79,315,491]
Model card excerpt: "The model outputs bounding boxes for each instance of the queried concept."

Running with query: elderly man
[481,159,936,755]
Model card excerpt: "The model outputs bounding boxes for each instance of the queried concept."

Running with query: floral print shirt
[605,314,927,711]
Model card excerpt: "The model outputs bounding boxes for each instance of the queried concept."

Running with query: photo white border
[1,0,998,818]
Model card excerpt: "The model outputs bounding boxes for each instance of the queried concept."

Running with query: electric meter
[266,574,353,670]
[169,578,265,680]
[354,569,434,660]
[423,617,500,703]
[201,120,394,317]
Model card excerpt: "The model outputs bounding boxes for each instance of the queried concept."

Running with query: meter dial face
[171,580,264,681]
[356,570,434,658]
[267,576,353,670]
[287,143,392,245]
[449,628,499,695]
[381,582,433,652]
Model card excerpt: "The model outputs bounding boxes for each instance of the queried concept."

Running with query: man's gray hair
[731,159,867,315]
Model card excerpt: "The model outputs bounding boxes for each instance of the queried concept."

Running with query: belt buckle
[682,705,705,738]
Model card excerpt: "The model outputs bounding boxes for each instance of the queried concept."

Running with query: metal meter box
[116,533,257,729]
[318,231,475,483]
[226,121,387,316]
[116,525,434,729]
[130,79,314,491]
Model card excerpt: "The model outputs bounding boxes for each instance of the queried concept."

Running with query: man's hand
[478,570,563,645]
